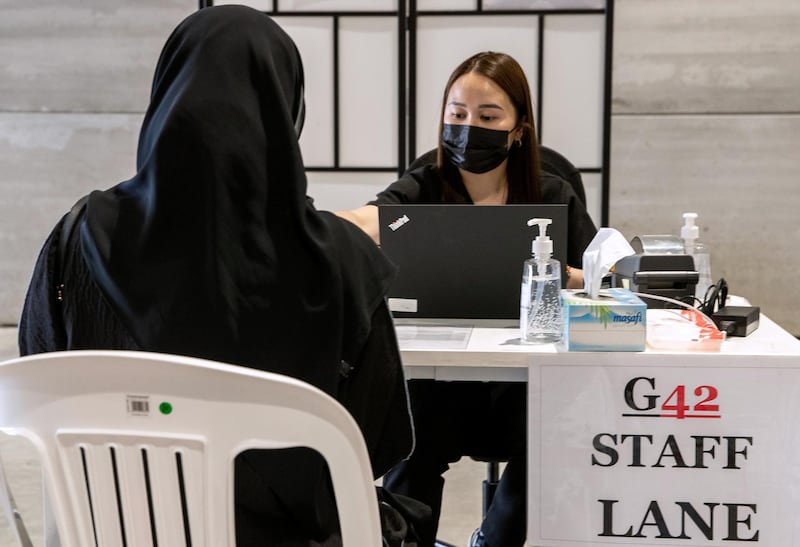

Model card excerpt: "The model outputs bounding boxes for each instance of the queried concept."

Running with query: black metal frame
[199,0,614,225]
[199,0,406,174]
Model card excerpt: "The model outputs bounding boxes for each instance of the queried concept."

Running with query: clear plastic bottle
[520,218,563,344]
[680,212,712,301]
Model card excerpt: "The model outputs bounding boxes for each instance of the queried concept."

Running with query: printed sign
[528,356,800,546]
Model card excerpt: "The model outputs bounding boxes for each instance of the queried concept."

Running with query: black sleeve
[368,164,442,206]
[18,220,68,356]
[336,300,413,478]
[20,209,141,355]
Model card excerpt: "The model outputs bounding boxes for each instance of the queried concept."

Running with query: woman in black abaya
[18,6,413,545]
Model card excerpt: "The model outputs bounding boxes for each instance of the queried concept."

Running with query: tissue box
[561,288,646,351]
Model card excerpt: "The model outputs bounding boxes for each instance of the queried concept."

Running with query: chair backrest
[539,145,586,206]
[0,350,381,547]
[404,145,587,206]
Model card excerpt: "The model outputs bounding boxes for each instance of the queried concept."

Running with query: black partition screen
[200,0,613,225]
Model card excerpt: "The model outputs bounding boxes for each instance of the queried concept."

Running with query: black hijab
[80,6,395,395]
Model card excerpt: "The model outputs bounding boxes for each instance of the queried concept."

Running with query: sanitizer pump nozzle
[528,218,553,260]
[520,218,562,344]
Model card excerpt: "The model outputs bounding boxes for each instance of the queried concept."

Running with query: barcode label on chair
[126,395,150,416]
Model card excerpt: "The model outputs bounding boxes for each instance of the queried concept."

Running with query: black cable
[698,278,728,316]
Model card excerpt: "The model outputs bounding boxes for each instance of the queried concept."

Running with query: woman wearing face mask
[339,51,597,547]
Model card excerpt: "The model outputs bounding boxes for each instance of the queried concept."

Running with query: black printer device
[612,254,699,308]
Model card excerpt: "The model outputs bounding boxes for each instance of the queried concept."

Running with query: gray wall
[1,0,798,336]
[609,0,800,335]
[0,0,198,328]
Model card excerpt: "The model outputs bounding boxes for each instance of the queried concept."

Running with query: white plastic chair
[0,350,382,547]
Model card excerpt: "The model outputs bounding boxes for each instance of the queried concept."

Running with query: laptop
[378,204,568,324]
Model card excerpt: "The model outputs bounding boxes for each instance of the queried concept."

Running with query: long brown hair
[436,51,542,204]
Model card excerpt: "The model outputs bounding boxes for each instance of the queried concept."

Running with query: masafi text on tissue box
[561,288,646,351]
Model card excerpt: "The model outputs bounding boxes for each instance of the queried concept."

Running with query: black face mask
[441,123,510,174]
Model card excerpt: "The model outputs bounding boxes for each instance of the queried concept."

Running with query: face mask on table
[441,123,510,174]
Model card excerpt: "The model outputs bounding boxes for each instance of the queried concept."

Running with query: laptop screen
[378,204,568,322]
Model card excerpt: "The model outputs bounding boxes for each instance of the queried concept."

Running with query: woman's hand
[566,267,584,290]
[335,205,380,244]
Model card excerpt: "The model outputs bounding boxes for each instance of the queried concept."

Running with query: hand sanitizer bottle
[681,212,712,301]
[520,218,562,344]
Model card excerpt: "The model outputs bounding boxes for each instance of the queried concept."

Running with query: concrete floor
[0,326,486,546]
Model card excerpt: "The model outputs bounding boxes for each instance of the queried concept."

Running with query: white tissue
[582,228,635,299]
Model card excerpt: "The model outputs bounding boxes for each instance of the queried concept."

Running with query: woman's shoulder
[539,171,580,204]
[402,163,442,187]
[371,164,442,205]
